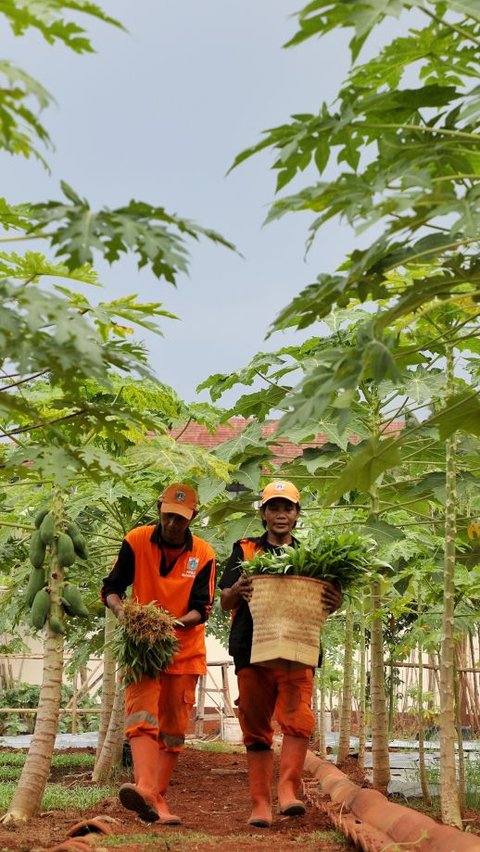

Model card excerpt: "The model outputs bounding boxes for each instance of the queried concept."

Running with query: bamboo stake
[358,600,366,771]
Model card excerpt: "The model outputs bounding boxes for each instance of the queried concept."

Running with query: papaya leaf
[30,184,236,280]
[435,393,480,439]
[2,0,123,52]
[363,516,405,545]
[324,438,402,505]
[0,61,53,163]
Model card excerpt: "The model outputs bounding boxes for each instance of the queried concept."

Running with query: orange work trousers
[125,672,198,752]
[237,664,314,750]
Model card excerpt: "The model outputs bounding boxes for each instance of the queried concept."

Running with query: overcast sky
[5,2,368,404]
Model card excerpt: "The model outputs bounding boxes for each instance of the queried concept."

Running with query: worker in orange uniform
[102,483,216,825]
[219,481,342,828]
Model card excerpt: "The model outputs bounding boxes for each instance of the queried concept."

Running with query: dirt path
[0,747,352,851]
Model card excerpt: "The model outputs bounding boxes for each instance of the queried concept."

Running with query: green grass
[41,784,115,809]
[0,766,22,781]
[0,752,95,783]
[407,755,480,810]
[102,830,349,848]
[0,752,95,768]
[51,752,95,768]
[104,834,222,849]
[0,752,26,767]
[0,781,115,812]
[0,752,95,785]
[310,831,348,843]
[189,740,242,753]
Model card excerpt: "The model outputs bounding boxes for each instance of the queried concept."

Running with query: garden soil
[0,746,353,851]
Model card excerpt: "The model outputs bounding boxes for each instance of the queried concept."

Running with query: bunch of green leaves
[29,182,236,280]
[241,530,372,590]
[0,2,122,165]
[110,600,178,686]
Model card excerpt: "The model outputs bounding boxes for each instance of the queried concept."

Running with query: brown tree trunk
[95,607,118,764]
[2,495,69,822]
[92,674,125,783]
[2,626,64,821]
[439,349,462,828]
[454,666,466,812]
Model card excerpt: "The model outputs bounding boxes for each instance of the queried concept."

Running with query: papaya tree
[0,375,231,811]
[0,1,234,488]
[199,296,479,801]
[232,0,480,349]
[0,0,236,821]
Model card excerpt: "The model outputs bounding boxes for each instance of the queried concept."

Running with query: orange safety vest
[125,525,216,675]
[238,539,262,562]
[230,538,262,623]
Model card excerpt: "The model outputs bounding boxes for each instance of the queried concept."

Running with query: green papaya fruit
[61,596,73,616]
[34,508,50,529]
[39,512,56,546]
[66,522,89,560]
[49,615,66,635]
[26,567,46,607]
[29,530,46,569]
[55,533,76,567]
[62,584,89,618]
[30,588,50,629]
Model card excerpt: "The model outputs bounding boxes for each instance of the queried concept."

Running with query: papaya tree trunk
[370,578,390,792]
[358,600,366,772]
[363,391,391,792]
[1,495,76,822]
[337,607,354,766]
[439,350,462,828]
[2,626,64,821]
[111,697,126,769]
[92,673,125,783]
[95,607,118,764]
[454,664,466,813]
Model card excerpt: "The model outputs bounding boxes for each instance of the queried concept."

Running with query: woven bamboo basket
[249,575,333,668]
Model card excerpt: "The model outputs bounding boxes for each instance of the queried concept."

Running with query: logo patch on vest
[182,557,199,577]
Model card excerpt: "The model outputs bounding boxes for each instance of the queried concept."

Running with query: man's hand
[233,574,253,603]
[106,593,125,622]
[324,583,343,614]
[173,610,202,629]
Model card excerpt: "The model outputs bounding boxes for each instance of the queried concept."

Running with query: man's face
[260,498,299,536]
[159,510,191,546]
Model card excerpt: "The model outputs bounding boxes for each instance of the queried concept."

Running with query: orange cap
[260,480,300,506]
[160,483,197,520]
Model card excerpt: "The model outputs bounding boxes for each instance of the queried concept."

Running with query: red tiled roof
[167,417,404,462]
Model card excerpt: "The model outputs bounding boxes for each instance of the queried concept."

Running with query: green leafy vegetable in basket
[241,531,373,592]
[110,600,178,686]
